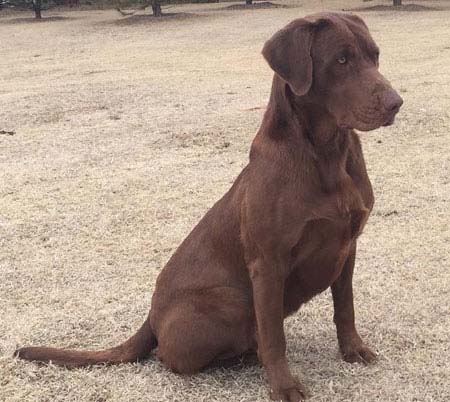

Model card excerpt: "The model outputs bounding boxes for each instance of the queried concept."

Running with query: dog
[15,12,403,402]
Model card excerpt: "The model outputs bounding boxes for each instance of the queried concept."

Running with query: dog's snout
[383,90,403,113]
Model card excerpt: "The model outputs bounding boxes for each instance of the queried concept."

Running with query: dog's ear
[262,20,314,96]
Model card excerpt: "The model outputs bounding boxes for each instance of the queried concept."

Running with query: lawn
[1,0,449,401]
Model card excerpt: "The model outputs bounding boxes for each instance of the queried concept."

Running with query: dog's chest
[283,216,361,315]
[283,182,371,315]
[294,207,366,272]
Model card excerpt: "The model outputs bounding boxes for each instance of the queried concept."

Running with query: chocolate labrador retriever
[16,12,403,402]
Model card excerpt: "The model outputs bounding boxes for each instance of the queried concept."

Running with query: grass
[1,0,450,401]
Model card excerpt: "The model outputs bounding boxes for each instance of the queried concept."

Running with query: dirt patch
[222,1,287,10]
[346,4,440,12]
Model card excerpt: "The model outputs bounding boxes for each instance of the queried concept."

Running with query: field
[1,0,450,401]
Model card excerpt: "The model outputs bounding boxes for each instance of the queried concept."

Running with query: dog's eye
[337,56,347,65]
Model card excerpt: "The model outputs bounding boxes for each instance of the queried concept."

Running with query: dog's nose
[384,90,403,113]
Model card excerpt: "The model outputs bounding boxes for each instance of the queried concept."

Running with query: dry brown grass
[1,1,450,401]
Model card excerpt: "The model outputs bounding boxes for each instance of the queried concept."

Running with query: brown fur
[15,12,403,402]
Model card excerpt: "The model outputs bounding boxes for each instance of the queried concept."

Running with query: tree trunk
[33,0,42,19]
[246,0,253,4]
[393,0,402,6]
[151,0,162,17]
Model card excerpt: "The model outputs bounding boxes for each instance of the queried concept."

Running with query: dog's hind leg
[153,287,255,374]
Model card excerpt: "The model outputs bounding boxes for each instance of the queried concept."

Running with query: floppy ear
[262,20,314,96]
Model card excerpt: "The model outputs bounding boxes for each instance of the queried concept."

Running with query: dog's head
[262,13,403,131]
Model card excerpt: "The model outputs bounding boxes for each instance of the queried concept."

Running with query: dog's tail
[14,316,157,368]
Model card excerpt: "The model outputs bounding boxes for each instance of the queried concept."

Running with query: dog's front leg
[331,244,377,364]
[249,258,308,402]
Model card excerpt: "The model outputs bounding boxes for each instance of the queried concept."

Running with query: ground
[1,0,450,401]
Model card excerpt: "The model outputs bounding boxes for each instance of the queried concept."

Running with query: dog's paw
[269,378,309,402]
[342,343,377,364]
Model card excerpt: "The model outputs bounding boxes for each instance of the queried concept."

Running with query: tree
[245,0,252,5]
[393,0,402,5]
[150,0,161,17]
[32,0,42,18]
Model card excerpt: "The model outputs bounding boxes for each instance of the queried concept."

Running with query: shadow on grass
[222,1,287,10]
[345,4,441,12]
[1,15,73,24]
[110,12,202,26]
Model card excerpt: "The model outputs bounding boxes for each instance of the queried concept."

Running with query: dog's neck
[266,76,344,145]
[256,75,353,194]
[261,74,351,155]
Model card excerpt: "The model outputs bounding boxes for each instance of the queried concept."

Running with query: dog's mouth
[381,111,399,127]
[342,108,400,132]
[339,118,385,132]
